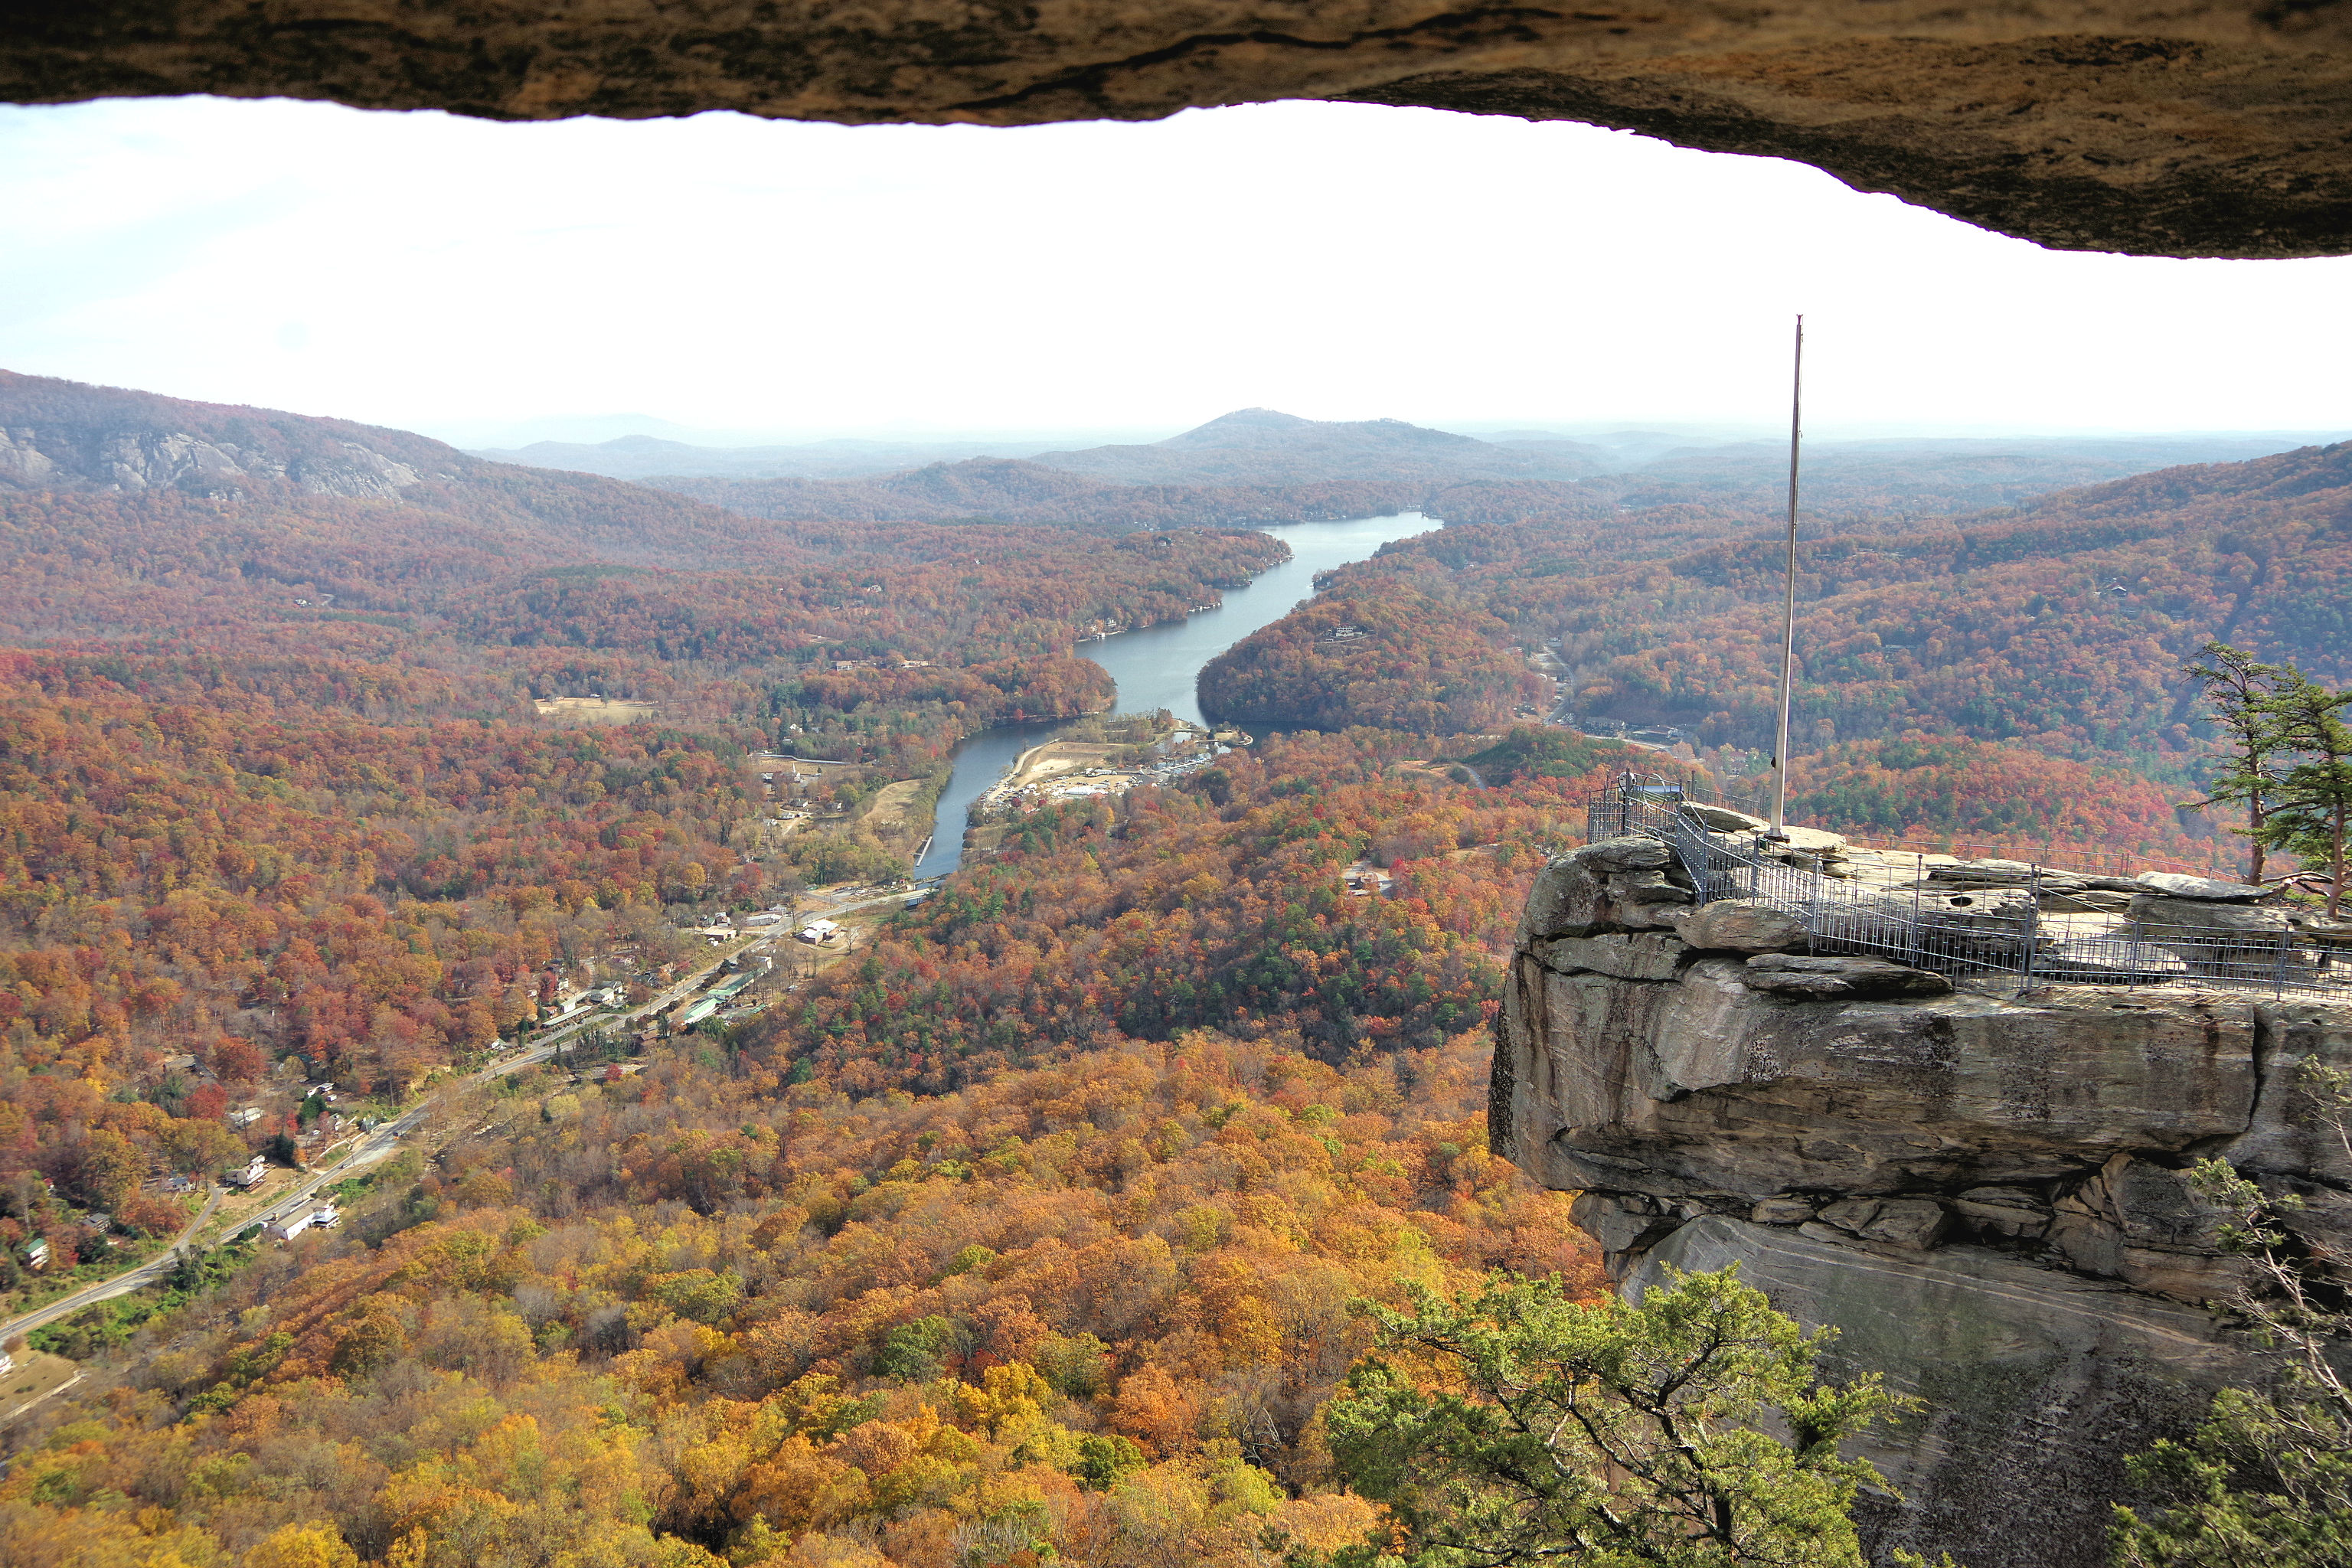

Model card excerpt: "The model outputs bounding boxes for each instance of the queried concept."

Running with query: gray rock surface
[1498,949,2256,1201]
[1740,952,1955,1000]
[1518,838,1695,942]
[1531,932,1687,981]
[1628,1217,2270,1568]
[2138,871,2267,901]
[21,0,2352,260]
[1671,900,1808,954]
[1681,803,1769,834]
[1494,850,2352,1567]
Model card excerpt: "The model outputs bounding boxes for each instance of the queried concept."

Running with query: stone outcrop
[0,372,451,501]
[9,0,2352,258]
[1495,836,2352,1568]
[0,425,423,499]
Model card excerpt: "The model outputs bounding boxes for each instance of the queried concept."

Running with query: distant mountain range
[467,432,1077,482]
[474,408,2344,531]
[649,459,1429,533]
[1018,408,1606,485]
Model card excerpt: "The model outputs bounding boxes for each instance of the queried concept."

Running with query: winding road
[0,932,791,1347]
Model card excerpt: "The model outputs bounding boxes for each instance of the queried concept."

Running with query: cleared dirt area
[535,697,661,724]
[0,1351,83,1427]
[858,779,928,858]
[1006,741,1123,791]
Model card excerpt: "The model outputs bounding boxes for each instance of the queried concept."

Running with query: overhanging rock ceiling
[8,0,2352,257]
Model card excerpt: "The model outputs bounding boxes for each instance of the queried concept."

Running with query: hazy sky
[5,94,2350,446]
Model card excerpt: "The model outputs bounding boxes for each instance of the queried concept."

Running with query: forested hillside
[0,375,1301,1240]
[0,1024,1595,1568]
[1253,443,2352,794]
[2,368,2329,1568]
[1197,590,1547,737]
[651,462,1426,534]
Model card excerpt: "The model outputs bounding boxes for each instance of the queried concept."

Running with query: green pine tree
[2255,670,2352,918]
[2112,1063,2352,1566]
[2182,644,2289,886]
[1306,1266,1925,1568]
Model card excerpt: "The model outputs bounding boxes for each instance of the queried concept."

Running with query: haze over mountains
[475,407,2342,537]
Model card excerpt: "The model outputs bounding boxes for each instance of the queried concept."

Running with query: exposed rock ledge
[11,0,2352,256]
[1493,835,2352,1568]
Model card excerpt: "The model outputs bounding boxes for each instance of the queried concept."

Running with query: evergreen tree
[2183,644,2288,885]
[1313,1266,1919,1568]
[2255,671,2352,918]
[2112,1063,2352,1566]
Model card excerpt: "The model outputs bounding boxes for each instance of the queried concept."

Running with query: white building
[265,1203,340,1243]
[228,1154,269,1189]
[797,919,841,945]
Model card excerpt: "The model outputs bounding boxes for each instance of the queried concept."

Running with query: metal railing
[1581,773,2349,1001]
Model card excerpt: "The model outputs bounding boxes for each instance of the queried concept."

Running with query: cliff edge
[1494,832,2352,1567]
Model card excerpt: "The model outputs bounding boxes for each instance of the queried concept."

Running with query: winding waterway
[911,512,1435,880]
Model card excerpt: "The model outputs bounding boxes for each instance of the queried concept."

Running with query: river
[910,512,1436,880]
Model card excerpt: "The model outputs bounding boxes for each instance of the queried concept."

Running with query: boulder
[1672,900,1808,955]
[1763,826,1849,855]
[1570,1191,1677,1254]
[1519,838,1695,942]
[1752,1196,1818,1225]
[1810,1195,1952,1248]
[1951,1186,2053,1239]
[1681,802,1769,834]
[1532,932,1688,982]
[1928,858,2047,887]
[2136,871,2266,902]
[2125,895,2299,981]
[2046,1155,2247,1302]
[1860,1197,1953,1249]
[2127,894,2290,936]
[1816,1197,1884,1234]
[1740,952,1955,1001]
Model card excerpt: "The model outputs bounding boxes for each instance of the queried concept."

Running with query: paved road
[0,1187,226,1344]
[0,936,777,1347]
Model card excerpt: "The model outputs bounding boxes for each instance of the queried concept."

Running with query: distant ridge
[469,432,1064,482]
[648,458,1426,533]
[1024,409,1606,485]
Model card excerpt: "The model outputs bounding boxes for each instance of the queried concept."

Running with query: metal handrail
[1583,776,2347,1001]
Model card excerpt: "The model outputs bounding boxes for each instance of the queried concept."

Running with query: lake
[911,512,1436,879]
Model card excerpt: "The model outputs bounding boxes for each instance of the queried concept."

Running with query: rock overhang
[6,0,2352,257]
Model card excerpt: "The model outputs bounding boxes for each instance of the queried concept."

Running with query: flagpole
[1767,315,1803,841]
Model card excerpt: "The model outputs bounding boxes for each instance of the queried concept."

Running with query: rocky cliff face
[0,423,424,498]
[1494,835,2352,1568]
[0,370,450,500]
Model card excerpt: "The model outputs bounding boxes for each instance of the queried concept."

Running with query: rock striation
[10,0,2352,257]
[1494,835,2352,1568]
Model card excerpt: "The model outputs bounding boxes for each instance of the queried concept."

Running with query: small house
[23,1237,49,1271]
[228,1154,268,1189]
[228,1106,264,1129]
[265,1203,339,1243]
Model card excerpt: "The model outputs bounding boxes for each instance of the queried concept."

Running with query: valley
[0,370,2344,1568]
